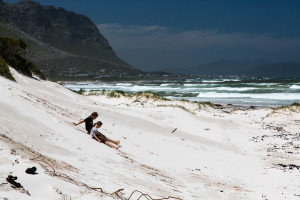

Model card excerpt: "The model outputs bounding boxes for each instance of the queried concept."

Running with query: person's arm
[94,132,102,143]
[72,120,84,126]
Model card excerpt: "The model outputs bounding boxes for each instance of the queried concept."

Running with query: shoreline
[71,88,300,110]
[61,78,300,108]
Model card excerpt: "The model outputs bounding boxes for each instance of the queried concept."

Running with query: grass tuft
[266,102,300,117]
[157,104,195,114]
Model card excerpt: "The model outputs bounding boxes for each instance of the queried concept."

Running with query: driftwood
[274,164,300,170]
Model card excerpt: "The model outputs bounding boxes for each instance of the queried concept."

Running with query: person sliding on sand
[91,121,120,149]
[72,112,98,134]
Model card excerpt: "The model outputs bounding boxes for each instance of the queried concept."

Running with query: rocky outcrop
[0,0,139,79]
[2,1,113,57]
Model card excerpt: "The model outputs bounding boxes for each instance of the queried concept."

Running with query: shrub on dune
[0,56,15,81]
[0,36,46,80]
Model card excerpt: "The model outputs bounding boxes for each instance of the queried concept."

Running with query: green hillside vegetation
[0,56,15,81]
[0,36,45,80]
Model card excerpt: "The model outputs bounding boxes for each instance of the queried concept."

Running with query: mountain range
[0,0,140,80]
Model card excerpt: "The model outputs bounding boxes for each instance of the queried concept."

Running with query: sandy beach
[1,68,300,200]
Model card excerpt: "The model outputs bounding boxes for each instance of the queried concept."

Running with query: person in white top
[90,121,120,149]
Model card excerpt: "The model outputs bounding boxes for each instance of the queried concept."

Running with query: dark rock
[25,166,38,175]
[6,175,22,188]
[214,104,224,109]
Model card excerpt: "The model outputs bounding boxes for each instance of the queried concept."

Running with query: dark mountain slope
[0,0,140,79]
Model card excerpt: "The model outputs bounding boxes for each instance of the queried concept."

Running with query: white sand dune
[0,68,299,200]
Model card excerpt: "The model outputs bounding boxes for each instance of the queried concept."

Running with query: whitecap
[290,85,300,89]
[221,79,241,82]
[216,87,258,91]
[202,80,224,83]
[196,92,300,100]
[160,83,170,86]
[183,84,194,87]
[246,83,279,86]
[116,83,133,86]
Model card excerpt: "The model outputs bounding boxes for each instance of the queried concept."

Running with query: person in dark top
[72,112,98,134]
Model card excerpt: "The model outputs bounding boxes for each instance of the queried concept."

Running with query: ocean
[63,77,300,107]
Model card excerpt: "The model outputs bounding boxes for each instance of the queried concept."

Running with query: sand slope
[0,68,299,200]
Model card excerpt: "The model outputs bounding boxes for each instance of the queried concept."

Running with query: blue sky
[4,0,300,71]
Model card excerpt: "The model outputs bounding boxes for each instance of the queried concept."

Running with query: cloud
[97,24,300,70]
[99,24,169,35]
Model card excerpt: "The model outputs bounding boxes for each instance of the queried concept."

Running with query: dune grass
[266,102,300,117]
[273,102,300,111]
[157,104,195,114]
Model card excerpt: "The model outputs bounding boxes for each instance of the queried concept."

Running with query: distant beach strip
[63,77,300,107]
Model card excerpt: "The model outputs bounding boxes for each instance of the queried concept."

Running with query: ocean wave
[183,84,196,87]
[216,87,257,91]
[63,80,300,106]
[245,83,280,86]
[222,79,241,82]
[290,85,300,89]
[202,80,225,83]
[116,83,133,86]
[201,78,241,83]
[196,92,300,100]
[160,83,170,86]
[129,85,178,92]
[183,83,220,88]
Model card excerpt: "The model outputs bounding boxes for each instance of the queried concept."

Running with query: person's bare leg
[107,138,120,145]
[105,141,119,149]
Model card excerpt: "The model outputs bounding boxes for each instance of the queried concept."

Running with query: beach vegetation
[87,89,167,101]
[291,102,300,107]
[136,91,160,99]
[0,56,15,81]
[229,108,246,114]
[179,99,190,103]
[86,89,106,96]
[157,104,195,114]
[107,90,126,98]
[266,102,300,117]
[71,88,86,95]
[0,36,46,80]
[85,89,125,97]
[196,101,214,111]
[197,101,214,108]
[274,102,300,110]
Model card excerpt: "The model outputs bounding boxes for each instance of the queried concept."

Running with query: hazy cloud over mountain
[98,23,300,71]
